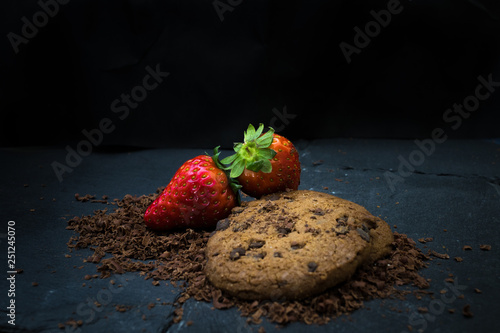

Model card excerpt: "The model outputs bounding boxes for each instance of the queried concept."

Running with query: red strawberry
[222,124,301,198]
[144,147,240,231]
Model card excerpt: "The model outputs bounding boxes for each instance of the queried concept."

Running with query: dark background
[1,0,500,149]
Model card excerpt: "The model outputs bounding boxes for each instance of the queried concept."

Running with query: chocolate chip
[232,222,250,232]
[273,252,282,258]
[258,201,277,213]
[336,217,347,226]
[356,227,370,242]
[291,241,305,250]
[361,217,377,229]
[310,208,325,216]
[253,252,266,260]
[215,218,230,231]
[335,226,350,236]
[248,240,265,249]
[307,262,318,272]
[304,227,321,235]
[277,228,290,235]
[229,247,246,261]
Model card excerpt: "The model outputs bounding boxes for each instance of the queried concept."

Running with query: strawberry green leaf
[255,129,274,147]
[253,123,265,139]
[257,148,276,160]
[233,142,243,153]
[245,124,256,141]
[260,159,273,173]
[246,160,264,172]
[229,158,246,178]
[220,153,238,165]
[224,124,277,178]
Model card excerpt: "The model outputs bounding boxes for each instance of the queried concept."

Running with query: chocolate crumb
[66,192,432,326]
[479,244,491,251]
[429,250,450,259]
[462,304,474,318]
[463,245,473,251]
[75,193,96,202]
[418,237,434,244]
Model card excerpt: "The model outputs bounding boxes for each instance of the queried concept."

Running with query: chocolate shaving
[67,191,432,326]
[75,193,96,202]
[429,250,450,259]
[462,304,474,318]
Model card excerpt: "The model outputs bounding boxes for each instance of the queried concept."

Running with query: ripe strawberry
[144,147,240,231]
[222,124,301,198]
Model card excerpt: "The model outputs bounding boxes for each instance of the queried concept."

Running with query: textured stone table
[1,138,499,332]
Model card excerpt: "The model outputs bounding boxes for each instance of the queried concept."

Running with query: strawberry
[144,147,240,231]
[222,124,301,198]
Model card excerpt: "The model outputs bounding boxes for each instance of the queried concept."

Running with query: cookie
[205,190,394,300]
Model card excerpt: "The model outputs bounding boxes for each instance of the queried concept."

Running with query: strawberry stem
[220,124,277,179]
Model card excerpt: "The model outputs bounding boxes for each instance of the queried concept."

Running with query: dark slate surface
[1,139,499,333]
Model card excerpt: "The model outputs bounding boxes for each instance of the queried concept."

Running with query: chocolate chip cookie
[205,190,394,300]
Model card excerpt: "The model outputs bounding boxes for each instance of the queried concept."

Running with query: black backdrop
[1,0,500,149]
